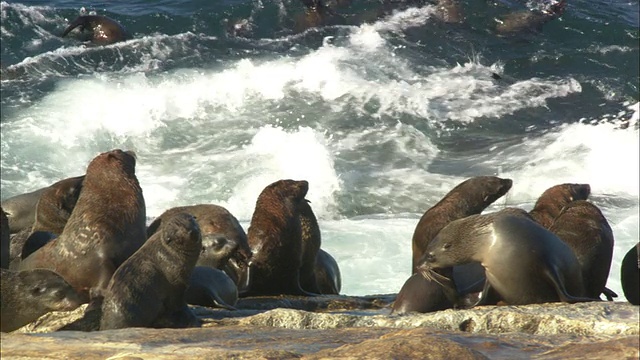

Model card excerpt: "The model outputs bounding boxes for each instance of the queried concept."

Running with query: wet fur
[529,183,591,229]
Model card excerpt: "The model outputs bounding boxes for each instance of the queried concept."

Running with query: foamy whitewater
[1,1,638,299]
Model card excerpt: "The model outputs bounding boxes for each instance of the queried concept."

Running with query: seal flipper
[543,265,600,303]
[61,16,88,38]
[601,287,618,301]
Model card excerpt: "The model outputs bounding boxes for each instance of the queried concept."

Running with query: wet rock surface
[2,295,638,359]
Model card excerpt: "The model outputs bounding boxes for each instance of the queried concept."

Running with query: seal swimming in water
[549,200,616,300]
[495,0,567,36]
[0,268,84,332]
[620,242,639,305]
[147,204,251,294]
[61,15,130,45]
[100,212,202,330]
[19,149,146,302]
[392,176,513,314]
[419,210,598,306]
[244,179,315,296]
[528,183,591,229]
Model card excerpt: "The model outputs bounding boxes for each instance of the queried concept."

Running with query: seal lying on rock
[0,268,84,332]
[185,266,238,310]
[100,213,202,330]
[419,210,599,306]
[315,248,342,295]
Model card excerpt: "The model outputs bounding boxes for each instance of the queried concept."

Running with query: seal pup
[549,200,616,300]
[1,208,9,269]
[100,213,202,330]
[61,15,130,45]
[19,149,146,301]
[392,176,513,315]
[419,210,598,305]
[528,183,591,229]
[185,266,238,310]
[0,268,84,332]
[620,243,639,305]
[244,179,316,296]
[147,204,252,294]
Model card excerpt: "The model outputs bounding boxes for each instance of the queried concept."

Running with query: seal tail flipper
[61,17,87,38]
[601,287,618,301]
[206,290,237,311]
[544,265,600,303]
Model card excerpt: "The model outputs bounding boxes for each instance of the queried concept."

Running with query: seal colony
[0,146,634,333]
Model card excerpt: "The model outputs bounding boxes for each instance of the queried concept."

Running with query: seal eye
[31,286,47,296]
[443,243,452,250]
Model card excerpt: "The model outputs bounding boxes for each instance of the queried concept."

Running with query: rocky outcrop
[2,295,638,359]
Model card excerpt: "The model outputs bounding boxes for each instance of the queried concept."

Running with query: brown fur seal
[61,15,130,45]
[620,243,639,305]
[392,176,513,315]
[299,199,322,293]
[549,200,616,300]
[100,212,202,330]
[496,0,567,35]
[31,175,84,235]
[19,149,146,300]
[1,187,47,234]
[147,204,251,293]
[528,183,591,229]
[315,248,342,295]
[244,179,314,296]
[419,210,598,305]
[1,208,9,269]
[411,176,513,272]
[0,268,84,332]
[185,266,238,310]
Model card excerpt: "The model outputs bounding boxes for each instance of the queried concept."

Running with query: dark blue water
[1,0,638,296]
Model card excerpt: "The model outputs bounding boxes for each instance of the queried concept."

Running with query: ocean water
[1,0,638,299]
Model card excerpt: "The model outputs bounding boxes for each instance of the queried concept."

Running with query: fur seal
[0,268,84,332]
[244,179,315,296]
[1,187,47,234]
[185,266,238,310]
[61,15,130,45]
[620,243,639,305]
[549,200,616,300]
[1,208,9,269]
[31,175,84,235]
[495,1,567,35]
[100,212,202,330]
[147,204,251,293]
[529,183,591,229]
[411,176,513,272]
[392,176,513,315]
[419,210,597,305]
[19,149,146,300]
[299,199,322,293]
[314,248,342,295]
